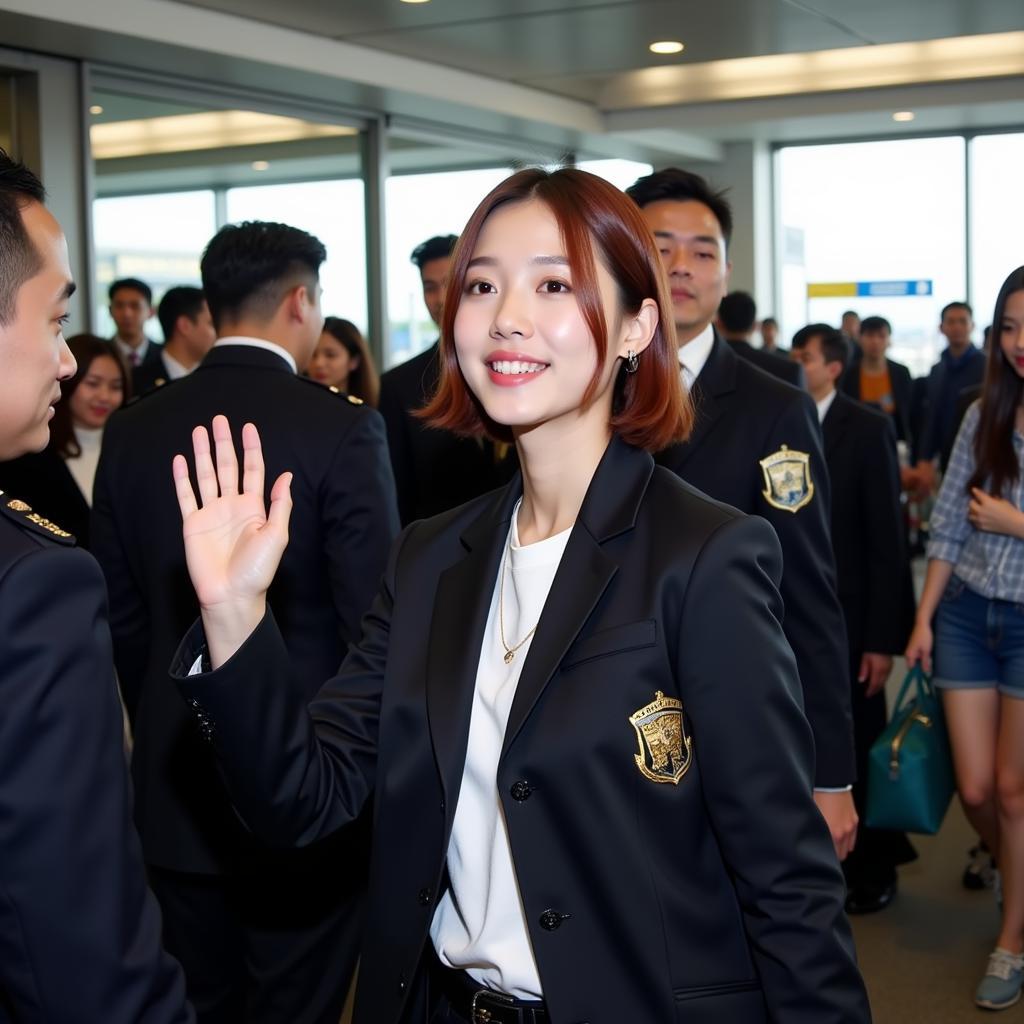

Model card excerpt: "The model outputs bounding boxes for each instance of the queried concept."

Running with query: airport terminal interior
[2,1,1024,1021]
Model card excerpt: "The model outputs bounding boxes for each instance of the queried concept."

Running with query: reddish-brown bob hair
[420,167,692,451]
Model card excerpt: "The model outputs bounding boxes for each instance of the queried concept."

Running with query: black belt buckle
[471,987,516,1023]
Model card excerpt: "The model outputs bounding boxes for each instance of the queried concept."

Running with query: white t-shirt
[430,503,572,998]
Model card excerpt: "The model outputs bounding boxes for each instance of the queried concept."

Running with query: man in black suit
[716,290,804,386]
[109,276,162,386]
[792,324,918,913]
[840,314,914,451]
[134,285,216,394]
[92,221,399,1022]
[0,150,191,1021]
[378,234,516,525]
[627,167,858,859]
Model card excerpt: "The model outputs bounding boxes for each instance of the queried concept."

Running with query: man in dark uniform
[378,234,516,525]
[92,221,399,1022]
[109,276,162,387]
[133,285,216,394]
[628,168,858,858]
[716,290,804,386]
[0,150,191,1021]
[792,324,918,912]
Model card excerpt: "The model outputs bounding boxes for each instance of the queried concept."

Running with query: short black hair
[410,234,458,270]
[941,300,973,321]
[717,291,757,334]
[109,277,153,305]
[0,149,46,326]
[792,323,849,370]
[158,286,206,340]
[841,310,859,320]
[761,316,778,329]
[200,221,326,329]
[860,315,892,336]
[625,167,733,248]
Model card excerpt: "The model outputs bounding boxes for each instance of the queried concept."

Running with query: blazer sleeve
[91,420,151,721]
[0,547,192,1024]
[377,376,415,526]
[321,408,400,648]
[172,525,410,848]
[757,391,855,787]
[678,515,870,1023]
[860,416,911,654]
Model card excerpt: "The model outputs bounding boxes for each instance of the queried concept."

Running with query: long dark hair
[968,266,1024,497]
[321,317,379,407]
[50,334,131,458]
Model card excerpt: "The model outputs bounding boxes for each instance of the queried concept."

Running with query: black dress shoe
[845,876,897,915]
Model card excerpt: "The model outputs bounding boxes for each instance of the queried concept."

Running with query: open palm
[172,415,292,612]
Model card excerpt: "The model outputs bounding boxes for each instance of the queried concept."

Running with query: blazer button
[510,780,532,801]
[417,887,432,906]
[398,973,406,993]
[539,909,570,931]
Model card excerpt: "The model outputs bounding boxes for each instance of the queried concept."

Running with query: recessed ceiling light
[892,111,915,122]
[90,104,104,115]
[251,160,270,171]
[399,0,431,4]
[649,40,685,55]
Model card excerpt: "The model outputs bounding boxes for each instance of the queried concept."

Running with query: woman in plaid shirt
[908,265,1024,1011]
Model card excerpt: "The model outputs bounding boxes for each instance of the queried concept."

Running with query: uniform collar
[677,322,715,385]
[214,336,297,374]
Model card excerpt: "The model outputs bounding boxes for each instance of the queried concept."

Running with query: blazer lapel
[658,333,737,473]
[501,437,654,756]
[822,393,850,460]
[426,483,520,818]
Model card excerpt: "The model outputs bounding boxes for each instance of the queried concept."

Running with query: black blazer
[0,495,192,1023]
[92,343,399,875]
[657,335,854,787]
[175,437,869,1024]
[378,343,517,525]
[0,447,91,547]
[822,393,912,655]
[726,337,805,387]
[840,357,913,449]
[132,351,174,395]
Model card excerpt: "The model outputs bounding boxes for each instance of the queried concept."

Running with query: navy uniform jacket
[0,494,191,1023]
[0,447,90,547]
[726,337,805,387]
[132,351,174,395]
[657,334,855,787]
[378,342,517,525]
[92,343,399,875]
[174,436,870,1024]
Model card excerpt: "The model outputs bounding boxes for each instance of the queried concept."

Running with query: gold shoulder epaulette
[299,377,364,405]
[0,490,75,545]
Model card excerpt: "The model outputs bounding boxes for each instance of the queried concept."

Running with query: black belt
[431,957,549,1024]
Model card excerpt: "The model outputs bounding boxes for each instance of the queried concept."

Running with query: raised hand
[172,415,292,667]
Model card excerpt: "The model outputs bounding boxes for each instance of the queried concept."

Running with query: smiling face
[999,290,1024,379]
[0,201,76,460]
[69,353,125,430]
[453,198,651,444]
[640,199,730,345]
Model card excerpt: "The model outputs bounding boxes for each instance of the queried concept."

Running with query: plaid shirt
[928,400,1024,601]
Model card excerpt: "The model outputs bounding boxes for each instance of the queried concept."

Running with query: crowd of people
[1,143,1023,1022]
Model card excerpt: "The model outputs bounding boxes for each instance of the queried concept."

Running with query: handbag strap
[893,664,934,713]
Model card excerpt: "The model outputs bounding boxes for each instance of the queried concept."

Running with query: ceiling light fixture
[251,160,270,171]
[649,40,685,55]
[399,0,431,4]
[90,104,104,115]
[892,111,915,122]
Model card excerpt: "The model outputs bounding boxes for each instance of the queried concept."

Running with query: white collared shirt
[430,502,572,999]
[815,389,837,424]
[213,336,297,374]
[114,335,150,366]
[161,350,191,381]
[677,322,716,390]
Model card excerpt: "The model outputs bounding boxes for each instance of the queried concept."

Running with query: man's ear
[617,298,659,360]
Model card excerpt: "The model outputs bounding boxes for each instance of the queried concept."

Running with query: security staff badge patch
[629,691,693,785]
[759,445,814,513]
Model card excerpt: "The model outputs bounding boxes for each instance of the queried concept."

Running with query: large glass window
[970,132,1024,333]
[776,137,967,375]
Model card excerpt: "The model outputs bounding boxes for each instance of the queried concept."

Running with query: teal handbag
[865,666,956,835]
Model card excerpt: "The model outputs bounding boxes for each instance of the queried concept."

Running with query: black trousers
[843,650,917,886]
[149,830,365,1024]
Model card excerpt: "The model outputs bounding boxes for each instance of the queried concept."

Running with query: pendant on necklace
[504,651,515,665]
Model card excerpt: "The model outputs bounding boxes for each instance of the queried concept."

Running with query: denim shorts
[933,576,1024,696]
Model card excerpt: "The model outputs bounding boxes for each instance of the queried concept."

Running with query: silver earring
[625,350,639,374]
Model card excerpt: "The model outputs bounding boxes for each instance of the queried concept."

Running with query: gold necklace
[498,539,539,664]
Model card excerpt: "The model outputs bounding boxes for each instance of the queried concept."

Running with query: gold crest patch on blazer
[629,691,693,784]
[759,445,814,513]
